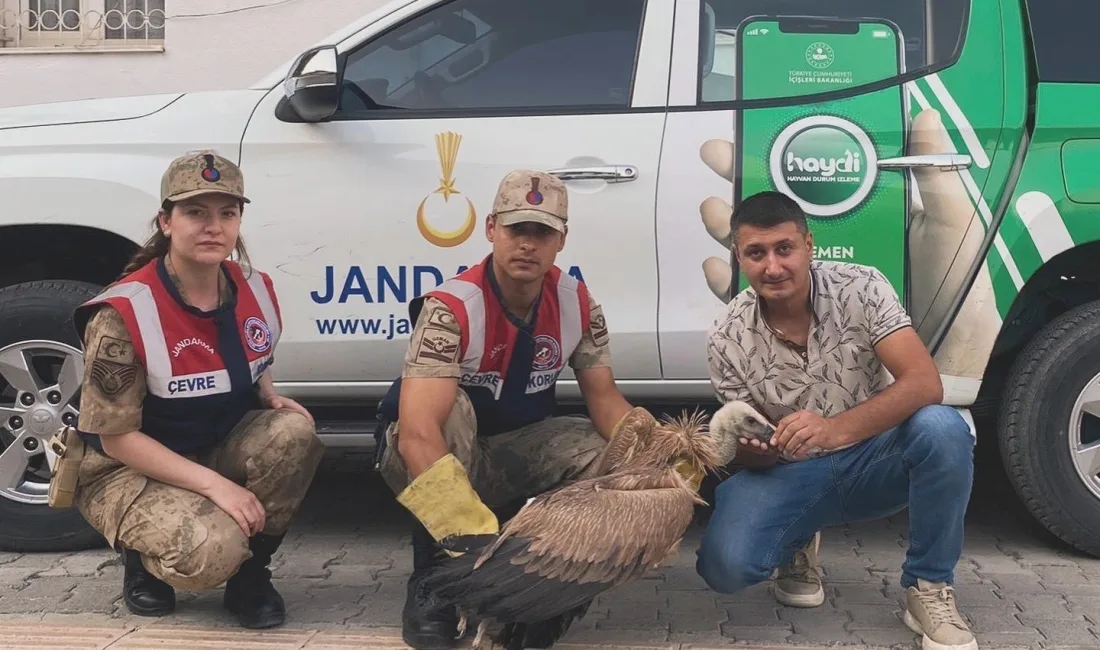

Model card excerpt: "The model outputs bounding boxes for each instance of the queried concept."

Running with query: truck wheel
[1000,299,1100,558]
[0,280,106,552]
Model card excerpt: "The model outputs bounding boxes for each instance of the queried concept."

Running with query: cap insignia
[201,154,221,182]
[525,177,543,205]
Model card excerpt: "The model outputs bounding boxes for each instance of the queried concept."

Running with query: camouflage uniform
[76,306,323,592]
[378,168,617,506]
[382,169,632,648]
[73,152,324,593]
[377,293,613,507]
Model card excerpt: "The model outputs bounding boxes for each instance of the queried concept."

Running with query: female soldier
[70,151,325,629]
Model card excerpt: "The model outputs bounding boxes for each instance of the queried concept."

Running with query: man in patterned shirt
[375,170,657,649]
[698,191,978,650]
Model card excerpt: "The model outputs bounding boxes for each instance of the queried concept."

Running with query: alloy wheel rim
[0,340,83,505]
[1068,372,1100,503]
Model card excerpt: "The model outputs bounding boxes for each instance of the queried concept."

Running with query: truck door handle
[877,153,972,171]
[548,165,638,183]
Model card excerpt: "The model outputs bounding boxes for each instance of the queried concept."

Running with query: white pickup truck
[2,0,1099,560]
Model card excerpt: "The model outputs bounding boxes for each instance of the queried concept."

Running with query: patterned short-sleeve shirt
[706,261,912,458]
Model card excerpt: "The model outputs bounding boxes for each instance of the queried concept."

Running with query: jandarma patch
[244,317,271,353]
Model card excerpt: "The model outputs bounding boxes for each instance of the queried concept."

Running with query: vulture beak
[707,400,776,466]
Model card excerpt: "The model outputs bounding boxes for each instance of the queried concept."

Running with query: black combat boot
[223,533,287,629]
[402,522,459,649]
[401,500,525,649]
[122,548,176,616]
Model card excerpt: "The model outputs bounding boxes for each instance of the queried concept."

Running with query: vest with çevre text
[73,256,282,453]
[429,255,591,435]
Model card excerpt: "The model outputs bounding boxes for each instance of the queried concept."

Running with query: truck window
[1025,0,1100,83]
[698,0,969,103]
[336,0,646,115]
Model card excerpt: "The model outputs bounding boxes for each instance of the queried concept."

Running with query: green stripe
[990,128,1068,285]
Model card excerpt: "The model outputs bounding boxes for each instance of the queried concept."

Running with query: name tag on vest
[149,370,232,398]
[462,370,503,397]
[526,369,561,394]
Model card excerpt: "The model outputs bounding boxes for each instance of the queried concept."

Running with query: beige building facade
[0,0,382,108]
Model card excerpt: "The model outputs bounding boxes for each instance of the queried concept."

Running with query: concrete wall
[0,0,389,108]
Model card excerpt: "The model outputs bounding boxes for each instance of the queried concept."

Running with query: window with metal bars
[0,0,164,49]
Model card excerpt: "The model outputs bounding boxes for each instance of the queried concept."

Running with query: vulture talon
[472,619,489,649]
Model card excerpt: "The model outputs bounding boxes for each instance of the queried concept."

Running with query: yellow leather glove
[396,453,499,557]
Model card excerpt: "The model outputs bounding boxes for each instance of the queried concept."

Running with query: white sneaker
[772,531,825,607]
[903,578,979,650]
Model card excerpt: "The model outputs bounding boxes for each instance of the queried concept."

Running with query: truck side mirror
[281,45,341,122]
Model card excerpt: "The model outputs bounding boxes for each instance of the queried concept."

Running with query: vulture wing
[416,466,701,630]
[576,407,657,480]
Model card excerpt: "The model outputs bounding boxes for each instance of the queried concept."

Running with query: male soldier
[376,169,654,649]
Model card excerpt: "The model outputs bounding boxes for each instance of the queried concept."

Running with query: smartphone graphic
[731,15,909,304]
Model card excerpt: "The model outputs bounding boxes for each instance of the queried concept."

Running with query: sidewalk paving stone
[0,450,1098,649]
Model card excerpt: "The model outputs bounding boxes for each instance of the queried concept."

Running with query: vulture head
[705,399,776,465]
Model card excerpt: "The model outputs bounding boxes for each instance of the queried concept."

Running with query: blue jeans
[696,405,974,593]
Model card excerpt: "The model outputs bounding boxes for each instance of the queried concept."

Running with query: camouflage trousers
[378,390,607,508]
[75,409,324,591]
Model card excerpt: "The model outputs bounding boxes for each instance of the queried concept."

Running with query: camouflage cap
[161,151,250,204]
[491,170,567,233]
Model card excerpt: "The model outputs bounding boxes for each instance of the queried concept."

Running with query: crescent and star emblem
[416,131,476,248]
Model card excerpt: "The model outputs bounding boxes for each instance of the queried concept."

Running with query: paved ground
[0,442,1098,650]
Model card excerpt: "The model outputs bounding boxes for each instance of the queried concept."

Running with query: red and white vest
[423,255,591,435]
[73,256,282,452]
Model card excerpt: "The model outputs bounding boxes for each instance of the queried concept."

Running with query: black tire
[0,279,106,553]
[999,299,1100,558]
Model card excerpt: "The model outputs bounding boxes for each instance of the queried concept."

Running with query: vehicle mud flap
[47,426,85,509]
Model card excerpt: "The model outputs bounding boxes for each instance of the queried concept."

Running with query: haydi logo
[785,147,862,178]
[769,115,878,218]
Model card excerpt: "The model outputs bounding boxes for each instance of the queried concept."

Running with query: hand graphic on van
[697,107,1001,376]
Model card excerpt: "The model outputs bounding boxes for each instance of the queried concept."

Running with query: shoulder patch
[427,304,458,329]
[589,304,610,347]
[414,327,461,365]
[90,359,140,397]
[96,334,135,365]
[90,334,140,398]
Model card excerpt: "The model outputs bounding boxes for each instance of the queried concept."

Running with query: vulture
[413,400,777,649]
